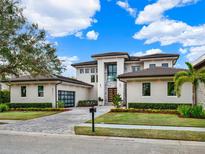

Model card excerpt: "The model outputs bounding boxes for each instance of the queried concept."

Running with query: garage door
[58,90,75,107]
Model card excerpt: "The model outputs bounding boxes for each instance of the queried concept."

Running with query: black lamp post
[89,106,96,132]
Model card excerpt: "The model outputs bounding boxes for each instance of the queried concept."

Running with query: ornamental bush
[128,103,191,110]
[78,100,98,107]
[177,105,205,118]
[177,105,191,118]
[113,94,122,108]
[0,104,9,112]
[6,103,52,108]
[0,90,10,103]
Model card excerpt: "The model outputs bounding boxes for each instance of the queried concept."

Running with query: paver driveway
[0,106,111,134]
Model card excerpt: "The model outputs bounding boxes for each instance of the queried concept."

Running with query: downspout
[55,81,62,108]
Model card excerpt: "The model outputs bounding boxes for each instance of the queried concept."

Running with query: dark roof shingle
[3,75,93,87]
[118,67,186,78]
[91,52,129,58]
[71,61,97,67]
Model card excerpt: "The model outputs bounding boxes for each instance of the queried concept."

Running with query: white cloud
[86,30,99,40]
[59,56,79,77]
[74,32,84,39]
[132,48,163,56]
[136,0,198,24]
[186,46,205,61]
[179,48,188,54]
[116,1,137,17]
[22,0,100,37]
[133,19,205,47]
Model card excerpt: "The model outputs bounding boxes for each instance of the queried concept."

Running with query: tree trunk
[192,84,197,106]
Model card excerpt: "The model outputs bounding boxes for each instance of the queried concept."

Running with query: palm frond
[198,68,205,74]
[174,71,189,82]
[175,76,192,97]
[185,62,194,74]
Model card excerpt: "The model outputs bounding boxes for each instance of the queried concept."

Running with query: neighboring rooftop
[2,75,93,87]
[118,67,186,79]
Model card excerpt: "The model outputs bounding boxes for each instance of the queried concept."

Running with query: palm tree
[174,62,205,106]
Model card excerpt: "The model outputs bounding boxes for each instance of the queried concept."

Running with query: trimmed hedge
[78,100,98,107]
[0,90,10,103]
[128,103,191,110]
[110,108,177,114]
[10,108,69,112]
[6,103,52,108]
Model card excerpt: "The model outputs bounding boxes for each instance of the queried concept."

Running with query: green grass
[89,112,205,127]
[0,111,60,120]
[75,126,205,141]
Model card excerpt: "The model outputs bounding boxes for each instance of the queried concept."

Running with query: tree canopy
[0,0,63,79]
[174,62,205,105]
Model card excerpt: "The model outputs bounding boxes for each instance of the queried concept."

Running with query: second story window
[96,75,98,82]
[21,86,26,97]
[80,69,84,74]
[132,66,140,72]
[38,86,44,97]
[149,64,156,68]
[107,64,117,81]
[91,68,95,73]
[91,75,95,83]
[85,68,90,74]
[162,63,169,68]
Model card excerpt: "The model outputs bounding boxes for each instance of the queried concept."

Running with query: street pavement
[0,132,205,154]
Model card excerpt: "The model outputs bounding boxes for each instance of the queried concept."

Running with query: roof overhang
[119,76,174,82]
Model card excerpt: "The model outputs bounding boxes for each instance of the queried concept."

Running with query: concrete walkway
[0,106,111,134]
[79,123,205,132]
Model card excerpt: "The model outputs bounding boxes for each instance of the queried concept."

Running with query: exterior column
[117,59,125,101]
[97,60,105,105]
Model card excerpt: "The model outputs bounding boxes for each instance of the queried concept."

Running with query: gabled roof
[118,67,186,79]
[71,61,97,67]
[139,53,179,59]
[2,75,93,87]
[193,54,205,70]
[91,52,129,58]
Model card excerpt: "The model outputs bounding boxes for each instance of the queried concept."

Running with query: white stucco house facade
[3,52,193,107]
[193,54,205,106]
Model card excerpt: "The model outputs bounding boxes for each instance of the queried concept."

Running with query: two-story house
[72,52,192,106]
[4,52,193,107]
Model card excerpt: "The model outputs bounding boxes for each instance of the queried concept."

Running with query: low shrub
[6,103,52,108]
[177,105,205,118]
[128,103,191,110]
[10,108,69,112]
[113,94,122,108]
[0,104,9,112]
[78,100,98,107]
[177,105,191,118]
[110,108,177,114]
[0,90,10,103]
[57,101,64,108]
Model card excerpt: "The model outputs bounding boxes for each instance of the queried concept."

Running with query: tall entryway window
[58,90,75,107]
[107,64,117,81]
[108,88,117,102]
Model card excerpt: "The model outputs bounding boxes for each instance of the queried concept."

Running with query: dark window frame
[142,83,151,96]
[91,75,95,83]
[107,64,117,81]
[38,85,44,97]
[85,68,90,74]
[149,64,156,68]
[162,63,169,68]
[80,68,84,74]
[132,66,140,72]
[167,82,176,96]
[21,86,26,97]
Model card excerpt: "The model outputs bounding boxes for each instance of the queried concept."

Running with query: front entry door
[58,90,75,107]
[108,88,117,102]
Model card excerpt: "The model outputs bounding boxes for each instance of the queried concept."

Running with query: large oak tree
[0,0,63,79]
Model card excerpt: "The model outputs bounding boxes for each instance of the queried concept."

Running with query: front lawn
[90,112,205,127]
[75,126,205,141]
[0,111,60,120]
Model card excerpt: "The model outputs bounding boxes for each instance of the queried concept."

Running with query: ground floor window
[167,82,176,96]
[91,75,95,83]
[58,90,75,107]
[21,86,26,97]
[142,83,151,96]
[38,85,44,97]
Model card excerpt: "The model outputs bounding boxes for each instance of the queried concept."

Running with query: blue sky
[22,0,205,76]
